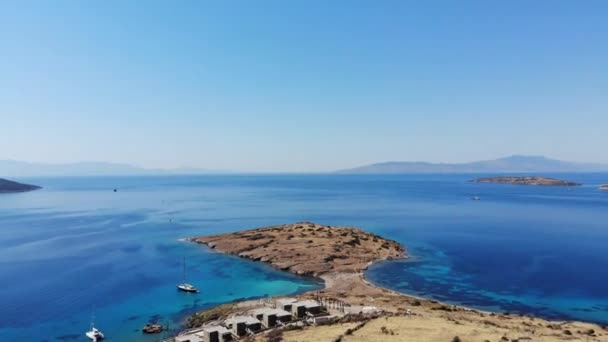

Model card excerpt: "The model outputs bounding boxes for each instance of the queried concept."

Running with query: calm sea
[1,174,607,341]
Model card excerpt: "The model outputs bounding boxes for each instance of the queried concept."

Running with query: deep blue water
[1,174,607,341]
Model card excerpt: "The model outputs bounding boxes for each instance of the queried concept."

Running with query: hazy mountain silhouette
[0,160,227,177]
[337,155,608,173]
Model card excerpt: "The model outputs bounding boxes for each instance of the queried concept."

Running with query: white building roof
[175,333,203,342]
[272,308,292,317]
[293,300,320,308]
[202,325,231,335]
[225,315,261,326]
[251,308,292,317]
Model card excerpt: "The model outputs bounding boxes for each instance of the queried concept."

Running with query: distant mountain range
[3,156,608,176]
[0,160,227,177]
[337,155,608,174]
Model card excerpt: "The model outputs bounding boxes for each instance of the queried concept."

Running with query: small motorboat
[472,196,480,201]
[142,323,163,334]
[86,326,105,341]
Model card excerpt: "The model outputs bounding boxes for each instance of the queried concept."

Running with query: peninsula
[471,176,581,186]
[181,222,606,342]
[0,178,41,193]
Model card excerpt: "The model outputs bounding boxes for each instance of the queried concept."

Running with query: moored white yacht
[177,256,199,293]
[177,282,199,293]
[85,325,104,341]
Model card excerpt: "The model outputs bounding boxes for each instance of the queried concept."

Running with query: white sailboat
[85,314,105,341]
[177,256,199,293]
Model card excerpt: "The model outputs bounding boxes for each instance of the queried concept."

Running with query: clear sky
[1,1,607,172]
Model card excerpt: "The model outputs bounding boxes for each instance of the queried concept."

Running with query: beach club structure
[224,316,262,336]
[291,299,322,318]
[173,297,327,342]
[175,325,232,342]
[275,298,322,318]
[275,297,297,312]
[251,307,292,328]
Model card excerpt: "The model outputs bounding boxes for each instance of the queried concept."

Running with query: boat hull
[86,332,104,341]
[142,324,163,333]
[177,285,199,293]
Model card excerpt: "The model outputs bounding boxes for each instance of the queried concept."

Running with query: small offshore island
[0,178,41,193]
[471,176,581,186]
[176,222,606,342]
[191,222,404,277]
[600,184,608,191]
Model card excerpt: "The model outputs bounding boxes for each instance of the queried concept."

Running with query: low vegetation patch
[186,303,236,328]
[266,328,283,342]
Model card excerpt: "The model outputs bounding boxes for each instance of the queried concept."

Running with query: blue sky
[1,1,607,172]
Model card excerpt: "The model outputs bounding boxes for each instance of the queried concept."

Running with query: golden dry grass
[276,315,608,342]
[282,323,359,342]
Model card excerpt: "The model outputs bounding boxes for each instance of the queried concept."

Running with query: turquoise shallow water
[1,174,607,341]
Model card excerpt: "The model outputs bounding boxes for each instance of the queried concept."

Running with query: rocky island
[600,184,608,191]
[471,176,581,186]
[191,222,405,277]
[179,222,606,342]
[0,178,41,193]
